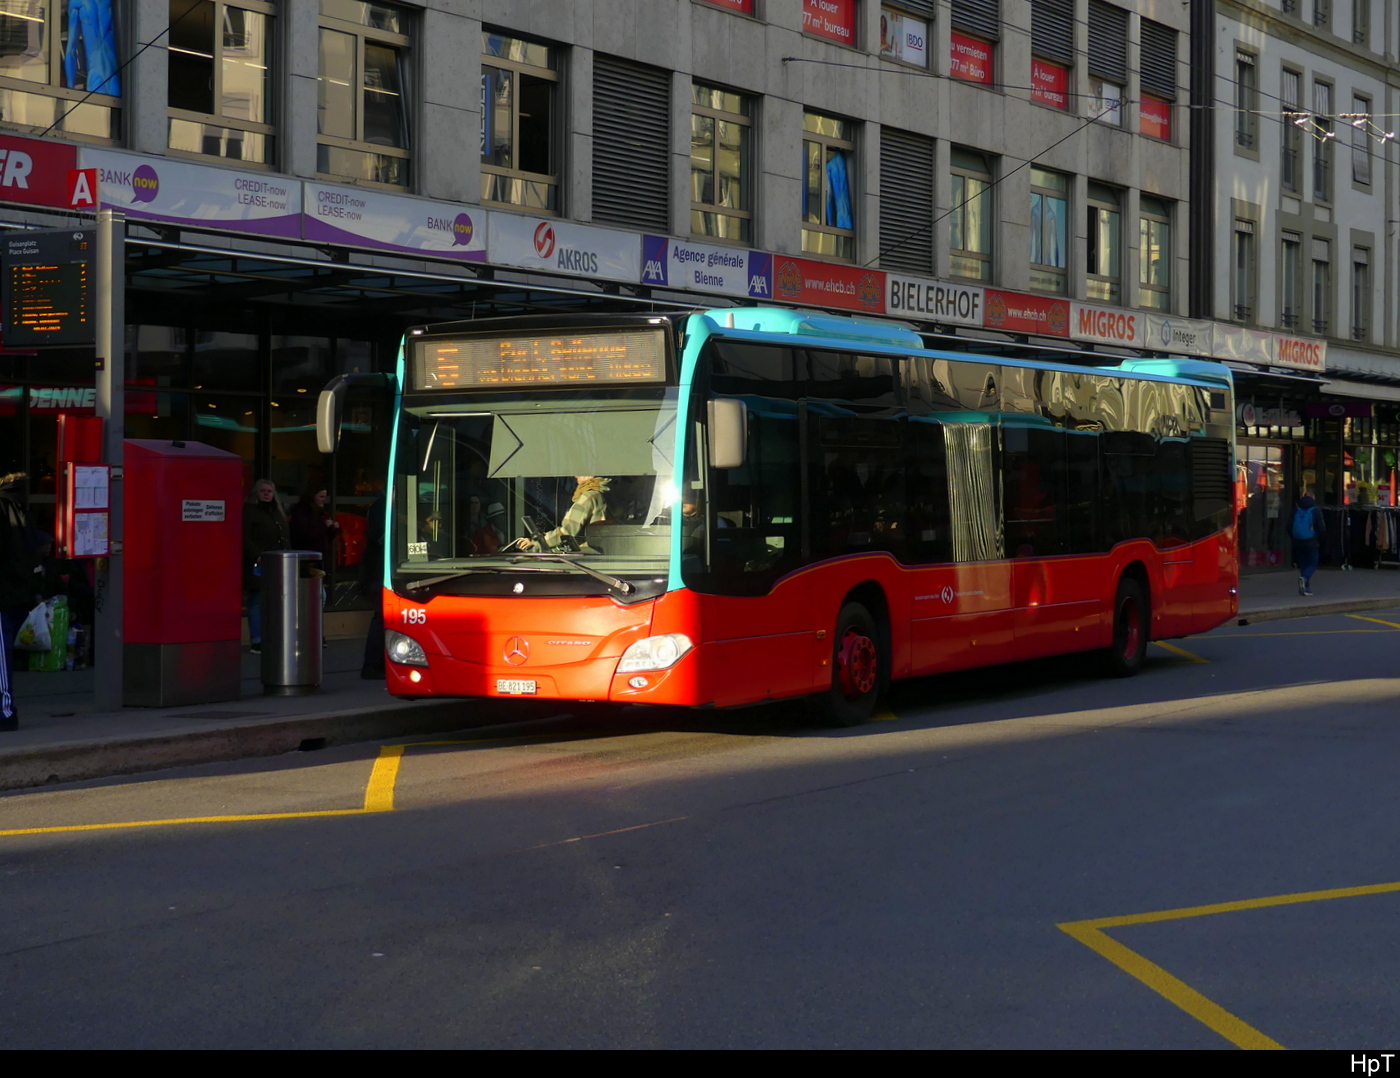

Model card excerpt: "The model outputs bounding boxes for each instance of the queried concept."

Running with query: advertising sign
[885,274,982,326]
[82,149,302,237]
[1140,95,1172,141]
[0,133,79,209]
[1071,303,1142,347]
[1273,334,1327,373]
[1089,78,1122,125]
[1144,314,1213,357]
[983,289,1070,337]
[803,0,858,45]
[1212,324,1273,367]
[641,237,769,299]
[879,8,929,67]
[489,214,640,284]
[950,32,994,84]
[772,256,884,313]
[303,183,487,262]
[1031,58,1069,110]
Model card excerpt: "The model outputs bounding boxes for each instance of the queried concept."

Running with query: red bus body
[384,530,1237,705]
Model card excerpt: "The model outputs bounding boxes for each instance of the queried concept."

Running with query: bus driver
[510,476,611,552]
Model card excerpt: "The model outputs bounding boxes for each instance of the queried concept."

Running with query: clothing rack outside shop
[1320,505,1400,570]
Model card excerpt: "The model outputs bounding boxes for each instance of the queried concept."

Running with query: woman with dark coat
[288,483,341,570]
[243,478,288,653]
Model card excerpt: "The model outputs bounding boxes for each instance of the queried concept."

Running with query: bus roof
[692,307,1233,391]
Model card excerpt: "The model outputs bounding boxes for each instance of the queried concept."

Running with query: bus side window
[906,419,951,564]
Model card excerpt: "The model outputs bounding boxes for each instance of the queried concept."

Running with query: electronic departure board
[413,329,667,390]
[1,229,93,347]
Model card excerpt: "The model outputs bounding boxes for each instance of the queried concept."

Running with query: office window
[880,127,934,273]
[1352,248,1370,340]
[1030,0,1072,111]
[1351,93,1371,186]
[949,0,998,84]
[593,55,669,232]
[1087,1,1127,126]
[317,0,412,188]
[1280,232,1302,330]
[1233,220,1256,323]
[1138,196,1170,311]
[1029,167,1068,294]
[1313,81,1333,202]
[1086,182,1121,304]
[1353,0,1370,46]
[691,84,751,242]
[880,5,933,69]
[168,1,275,165]
[481,33,558,212]
[0,0,119,139]
[803,112,856,261]
[1281,69,1302,193]
[1312,239,1331,336]
[1139,19,1176,141]
[950,148,992,281]
[1234,51,1257,149]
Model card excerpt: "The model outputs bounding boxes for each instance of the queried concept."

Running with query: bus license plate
[496,679,537,695]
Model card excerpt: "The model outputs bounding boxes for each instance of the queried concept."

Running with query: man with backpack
[1291,491,1326,596]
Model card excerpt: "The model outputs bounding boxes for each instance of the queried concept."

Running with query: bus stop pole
[94,209,125,710]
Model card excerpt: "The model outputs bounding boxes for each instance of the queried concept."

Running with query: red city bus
[318,307,1237,725]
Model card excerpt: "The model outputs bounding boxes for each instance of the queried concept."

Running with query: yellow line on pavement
[0,809,370,838]
[363,744,404,812]
[1152,641,1209,663]
[1060,879,1400,1050]
[1346,614,1400,631]
[1057,921,1285,1050]
[873,707,898,722]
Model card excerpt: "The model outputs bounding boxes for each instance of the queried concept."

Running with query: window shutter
[593,55,670,232]
[1139,20,1177,100]
[950,0,999,41]
[1031,0,1073,65]
[879,128,934,274]
[890,0,936,16]
[1087,1,1127,83]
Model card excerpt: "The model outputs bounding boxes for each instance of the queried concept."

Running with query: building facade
[7,0,1384,593]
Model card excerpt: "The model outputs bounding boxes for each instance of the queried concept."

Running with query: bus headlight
[617,633,693,672]
[385,630,428,668]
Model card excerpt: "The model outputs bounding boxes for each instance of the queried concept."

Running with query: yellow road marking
[1058,921,1284,1050]
[0,809,370,838]
[1152,641,1209,663]
[363,744,404,812]
[873,707,898,722]
[1060,879,1400,1050]
[1221,629,1393,636]
[1346,614,1400,631]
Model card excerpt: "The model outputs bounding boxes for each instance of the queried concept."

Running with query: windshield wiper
[511,553,635,595]
[402,566,497,591]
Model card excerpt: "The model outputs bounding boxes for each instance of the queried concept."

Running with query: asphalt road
[3,609,1400,1049]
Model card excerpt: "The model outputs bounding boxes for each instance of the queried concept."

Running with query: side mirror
[316,373,393,454]
[708,398,747,470]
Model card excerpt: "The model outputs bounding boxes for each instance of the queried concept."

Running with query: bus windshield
[390,390,680,600]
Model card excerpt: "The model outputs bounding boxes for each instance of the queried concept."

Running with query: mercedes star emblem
[504,637,530,665]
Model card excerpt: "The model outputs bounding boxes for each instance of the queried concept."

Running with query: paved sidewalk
[1,566,1397,791]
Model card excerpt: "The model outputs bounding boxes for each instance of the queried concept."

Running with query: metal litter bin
[260,550,323,696]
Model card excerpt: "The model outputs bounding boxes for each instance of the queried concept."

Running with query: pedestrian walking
[1291,491,1326,596]
[243,479,289,654]
[0,473,43,730]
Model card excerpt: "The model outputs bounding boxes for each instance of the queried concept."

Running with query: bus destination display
[414,329,667,390]
[1,229,93,348]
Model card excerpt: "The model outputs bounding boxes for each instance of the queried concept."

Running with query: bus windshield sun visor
[487,410,674,479]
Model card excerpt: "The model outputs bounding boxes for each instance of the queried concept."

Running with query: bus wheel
[1103,577,1148,678]
[816,602,882,727]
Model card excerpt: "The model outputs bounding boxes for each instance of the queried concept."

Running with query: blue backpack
[1291,504,1316,541]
